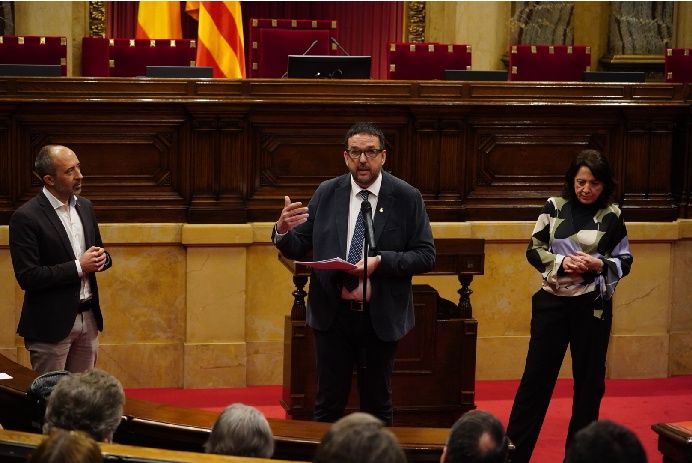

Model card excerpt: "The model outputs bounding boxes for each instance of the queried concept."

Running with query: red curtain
[107,1,403,79]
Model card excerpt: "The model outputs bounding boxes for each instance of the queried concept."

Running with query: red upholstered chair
[82,37,197,77]
[248,18,338,78]
[0,36,67,75]
[509,44,591,81]
[387,42,472,80]
[665,48,692,83]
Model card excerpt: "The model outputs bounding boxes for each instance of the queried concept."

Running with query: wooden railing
[0,78,688,224]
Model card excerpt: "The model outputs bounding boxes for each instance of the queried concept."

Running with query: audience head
[565,419,647,463]
[205,403,274,458]
[313,412,406,463]
[43,369,124,442]
[29,428,102,463]
[442,409,509,463]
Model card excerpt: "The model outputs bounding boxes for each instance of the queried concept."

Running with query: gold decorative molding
[89,1,106,38]
[407,1,425,42]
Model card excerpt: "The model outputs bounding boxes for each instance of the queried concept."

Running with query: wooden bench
[0,353,447,462]
[0,428,300,463]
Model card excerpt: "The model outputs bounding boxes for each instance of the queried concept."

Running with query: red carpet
[126,376,692,463]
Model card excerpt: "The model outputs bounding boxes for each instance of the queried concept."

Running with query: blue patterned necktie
[347,190,370,263]
[344,190,370,290]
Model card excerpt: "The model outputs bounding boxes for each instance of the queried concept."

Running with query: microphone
[302,39,320,55]
[282,40,320,78]
[361,199,376,255]
[330,37,350,56]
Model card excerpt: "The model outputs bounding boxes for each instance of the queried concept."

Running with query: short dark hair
[344,122,387,150]
[565,420,647,463]
[205,403,274,458]
[313,412,406,463]
[562,149,616,208]
[445,410,509,463]
[35,145,61,178]
[43,369,125,442]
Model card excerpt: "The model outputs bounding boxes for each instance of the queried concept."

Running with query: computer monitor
[444,70,508,81]
[0,64,62,77]
[583,71,645,83]
[146,66,213,78]
[287,55,371,79]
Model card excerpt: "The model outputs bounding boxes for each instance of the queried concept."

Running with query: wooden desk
[0,354,447,462]
[652,421,692,463]
[280,238,484,427]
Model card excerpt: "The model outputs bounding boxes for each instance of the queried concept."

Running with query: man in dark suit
[10,144,112,374]
[272,122,435,425]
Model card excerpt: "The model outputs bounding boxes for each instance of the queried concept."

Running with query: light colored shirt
[341,173,382,301]
[43,187,92,302]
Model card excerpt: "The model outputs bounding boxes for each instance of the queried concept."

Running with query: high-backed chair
[387,42,472,80]
[665,48,692,83]
[0,36,67,75]
[248,18,338,78]
[82,37,197,77]
[509,44,591,81]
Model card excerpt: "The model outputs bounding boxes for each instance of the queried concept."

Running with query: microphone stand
[360,200,376,311]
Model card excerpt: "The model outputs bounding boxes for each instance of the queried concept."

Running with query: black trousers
[312,302,399,425]
[506,289,612,463]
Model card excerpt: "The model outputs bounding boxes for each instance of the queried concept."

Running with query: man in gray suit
[10,145,111,374]
[272,122,435,425]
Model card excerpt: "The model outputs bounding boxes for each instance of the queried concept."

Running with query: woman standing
[506,150,634,463]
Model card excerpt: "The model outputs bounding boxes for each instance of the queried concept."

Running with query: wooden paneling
[0,77,689,223]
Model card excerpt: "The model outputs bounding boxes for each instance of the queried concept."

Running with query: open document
[296,257,356,270]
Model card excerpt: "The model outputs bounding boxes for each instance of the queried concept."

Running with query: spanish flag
[136,1,183,39]
[186,1,245,78]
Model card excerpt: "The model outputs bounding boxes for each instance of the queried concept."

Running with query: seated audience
[205,403,274,458]
[313,412,406,463]
[28,428,102,463]
[442,410,509,463]
[43,369,124,442]
[565,419,647,463]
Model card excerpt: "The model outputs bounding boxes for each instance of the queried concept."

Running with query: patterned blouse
[526,197,634,317]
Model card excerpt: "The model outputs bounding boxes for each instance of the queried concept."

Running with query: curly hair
[43,369,124,442]
[29,429,102,463]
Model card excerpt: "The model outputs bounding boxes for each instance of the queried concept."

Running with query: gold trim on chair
[170,40,176,47]
[390,43,396,52]
[149,40,156,47]
[190,60,196,66]
[331,21,337,29]
[409,44,416,52]
[549,46,554,54]
[0,37,3,44]
[40,37,46,45]
[60,57,66,66]
[511,45,517,54]
[18,37,25,45]
[311,20,317,28]
[531,45,537,54]
[190,40,196,48]
[252,19,258,27]
[390,64,396,73]
[129,39,135,47]
[271,19,277,27]
[109,38,114,46]
[61,37,67,46]
[568,46,573,54]
[586,46,591,55]
[667,48,672,56]
[109,59,115,68]
[427,44,435,52]
[512,65,518,74]
[252,41,258,49]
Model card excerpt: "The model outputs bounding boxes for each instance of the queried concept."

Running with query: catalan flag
[136,1,183,40]
[186,1,245,78]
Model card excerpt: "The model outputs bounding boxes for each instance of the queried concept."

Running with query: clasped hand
[80,246,107,273]
[562,251,603,274]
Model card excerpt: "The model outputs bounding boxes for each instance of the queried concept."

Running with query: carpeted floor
[126,375,692,463]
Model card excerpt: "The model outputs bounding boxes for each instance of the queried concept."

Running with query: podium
[279,238,484,427]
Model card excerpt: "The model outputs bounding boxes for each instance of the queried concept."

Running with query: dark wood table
[652,421,692,463]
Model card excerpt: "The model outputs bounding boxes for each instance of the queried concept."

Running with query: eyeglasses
[346,148,384,159]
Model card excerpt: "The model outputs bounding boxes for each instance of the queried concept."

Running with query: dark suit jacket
[274,171,435,342]
[9,191,112,343]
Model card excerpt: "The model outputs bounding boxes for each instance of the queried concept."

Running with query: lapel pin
[379,208,383,213]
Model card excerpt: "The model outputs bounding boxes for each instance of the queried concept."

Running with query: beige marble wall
[426,2,511,71]
[0,220,689,387]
